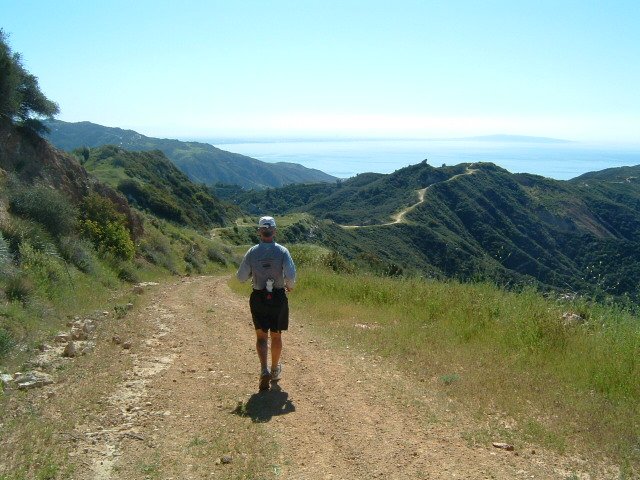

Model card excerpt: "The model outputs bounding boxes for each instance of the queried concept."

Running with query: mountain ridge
[227,161,640,301]
[44,120,337,189]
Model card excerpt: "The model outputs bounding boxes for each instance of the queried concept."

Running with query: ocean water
[214,139,640,180]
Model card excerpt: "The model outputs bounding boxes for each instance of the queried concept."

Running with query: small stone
[122,341,132,350]
[55,333,71,343]
[63,341,78,358]
[221,456,232,464]
[71,328,87,341]
[562,312,585,327]
[1,373,14,388]
[83,322,96,334]
[14,371,54,390]
[492,442,514,451]
[133,285,144,294]
[112,335,122,345]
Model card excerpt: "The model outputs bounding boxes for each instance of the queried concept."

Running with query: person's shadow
[232,384,295,422]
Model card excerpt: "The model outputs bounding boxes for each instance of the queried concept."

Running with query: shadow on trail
[232,384,295,422]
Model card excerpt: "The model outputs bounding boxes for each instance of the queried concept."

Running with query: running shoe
[270,363,282,382]
[259,368,270,391]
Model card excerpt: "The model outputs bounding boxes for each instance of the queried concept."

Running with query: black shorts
[249,289,289,333]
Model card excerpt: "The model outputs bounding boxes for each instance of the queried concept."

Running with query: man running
[236,216,297,391]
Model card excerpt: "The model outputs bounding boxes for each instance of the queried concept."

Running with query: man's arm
[236,250,252,283]
[283,248,296,291]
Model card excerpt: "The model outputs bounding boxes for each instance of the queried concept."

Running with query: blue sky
[2,1,639,142]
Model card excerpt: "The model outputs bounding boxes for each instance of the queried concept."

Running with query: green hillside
[234,160,455,224]
[0,128,239,366]
[44,120,337,189]
[570,164,640,183]
[78,145,240,229]
[227,161,640,301]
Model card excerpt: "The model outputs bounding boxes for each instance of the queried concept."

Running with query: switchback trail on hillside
[342,167,478,229]
[68,275,612,479]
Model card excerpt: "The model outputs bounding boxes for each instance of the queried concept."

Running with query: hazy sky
[2,1,639,142]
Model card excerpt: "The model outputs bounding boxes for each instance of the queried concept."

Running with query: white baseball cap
[258,216,276,228]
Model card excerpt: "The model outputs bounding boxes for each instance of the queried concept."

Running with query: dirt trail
[71,275,604,479]
[342,167,478,229]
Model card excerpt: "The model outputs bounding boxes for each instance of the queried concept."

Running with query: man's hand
[285,285,294,292]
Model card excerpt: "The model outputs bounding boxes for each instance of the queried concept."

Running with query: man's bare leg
[256,329,269,372]
[270,331,282,372]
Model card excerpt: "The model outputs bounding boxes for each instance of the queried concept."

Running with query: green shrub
[323,250,354,274]
[58,236,97,274]
[184,244,205,274]
[101,253,140,283]
[79,194,135,261]
[19,242,66,297]
[356,252,404,277]
[0,328,14,358]
[138,226,178,273]
[4,271,33,303]
[288,244,328,268]
[384,263,404,277]
[1,217,55,255]
[116,262,140,283]
[81,219,134,260]
[71,146,91,164]
[206,245,227,266]
[8,184,77,237]
[0,232,11,268]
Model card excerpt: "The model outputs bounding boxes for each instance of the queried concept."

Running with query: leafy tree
[0,29,59,134]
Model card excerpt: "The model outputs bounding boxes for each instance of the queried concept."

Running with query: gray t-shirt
[236,241,296,290]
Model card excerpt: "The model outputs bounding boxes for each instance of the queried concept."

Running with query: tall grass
[289,267,640,472]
